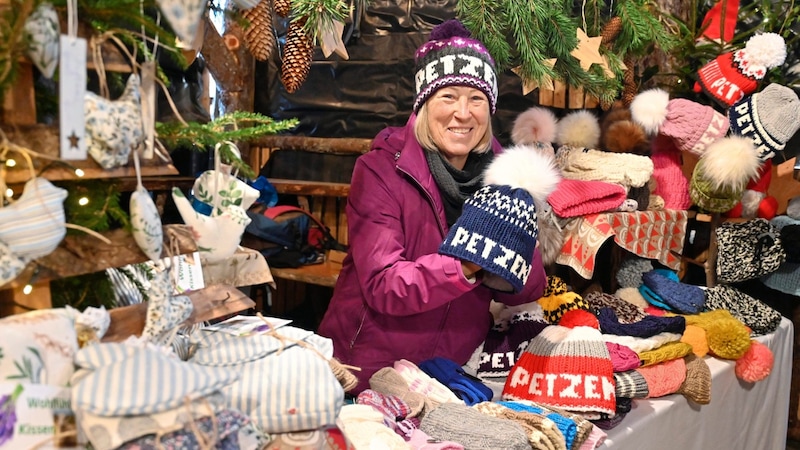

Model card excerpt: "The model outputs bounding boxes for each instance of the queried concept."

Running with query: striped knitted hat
[502,325,616,416]
[413,19,498,113]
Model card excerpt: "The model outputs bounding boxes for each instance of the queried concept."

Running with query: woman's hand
[461,261,482,279]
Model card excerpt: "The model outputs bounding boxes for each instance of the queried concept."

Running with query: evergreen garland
[62,180,130,232]
[155,111,299,179]
[290,0,350,45]
[456,0,678,102]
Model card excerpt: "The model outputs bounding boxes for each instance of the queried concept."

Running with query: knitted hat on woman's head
[693,33,787,107]
[439,146,560,293]
[729,83,800,161]
[630,89,728,155]
[502,325,616,416]
[690,136,761,213]
[413,19,498,113]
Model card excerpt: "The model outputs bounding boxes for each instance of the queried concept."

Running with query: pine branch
[456,0,512,69]
[506,0,550,80]
[290,0,349,45]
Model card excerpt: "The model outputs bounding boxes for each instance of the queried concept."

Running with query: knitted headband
[413,19,498,113]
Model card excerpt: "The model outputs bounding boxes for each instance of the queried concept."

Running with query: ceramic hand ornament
[171,188,251,264]
[84,74,144,169]
[0,178,68,285]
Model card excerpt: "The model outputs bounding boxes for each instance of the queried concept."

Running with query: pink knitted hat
[630,89,729,155]
[636,357,686,398]
[661,99,729,155]
[547,178,627,218]
[651,135,692,210]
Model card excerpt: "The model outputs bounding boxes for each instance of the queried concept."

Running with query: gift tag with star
[59,35,87,160]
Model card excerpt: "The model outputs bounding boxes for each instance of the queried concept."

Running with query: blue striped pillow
[191,326,315,366]
[72,349,238,416]
[223,345,343,433]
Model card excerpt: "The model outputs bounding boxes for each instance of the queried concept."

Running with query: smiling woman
[317,19,551,395]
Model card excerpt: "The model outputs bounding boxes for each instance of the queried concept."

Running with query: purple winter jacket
[317,116,547,393]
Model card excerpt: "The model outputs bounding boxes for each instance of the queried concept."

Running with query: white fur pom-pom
[630,88,670,135]
[745,32,787,68]
[701,136,761,189]
[484,144,562,203]
[511,107,558,145]
[556,110,600,148]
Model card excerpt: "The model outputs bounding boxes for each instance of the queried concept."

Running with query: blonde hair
[413,103,493,154]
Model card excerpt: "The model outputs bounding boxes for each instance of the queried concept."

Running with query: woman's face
[426,86,490,168]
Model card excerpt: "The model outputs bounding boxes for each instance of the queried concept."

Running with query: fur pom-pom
[735,340,774,383]
[430,19,472,40]
[484,144,562,203]
[740,189,765,218]
[534,203,564,267]
[787,196,800,220]
[556,110,600,148]
[630,88,670,135]
[512,107,558,145]
[745,32,787,68]
[699,136,761,189]
[602,120,651,155]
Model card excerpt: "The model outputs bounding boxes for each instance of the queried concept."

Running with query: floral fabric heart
[130,185,163,261]
[23,2,60,78]
[140,261,193,346]
[157,0,207,46]
[85,75,144,169]
[192,170,259,215]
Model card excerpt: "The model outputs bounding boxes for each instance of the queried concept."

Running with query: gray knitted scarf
[425,149,494,226]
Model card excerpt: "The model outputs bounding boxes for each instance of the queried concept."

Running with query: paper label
[139,61,157,159]
[0,383,82,449]
[172,252,205,293]
[58,35,87,160]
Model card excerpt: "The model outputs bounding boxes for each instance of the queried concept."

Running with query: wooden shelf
[270,260,341,288]
[1,124,179,185]
[1,224,197,290]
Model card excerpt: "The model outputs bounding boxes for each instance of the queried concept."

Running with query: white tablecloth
[603,317,793,450]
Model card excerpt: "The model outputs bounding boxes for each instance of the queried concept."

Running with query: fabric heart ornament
[130,149,163,261]
[140,260,193,346]
[192,142,259,215]
[0,177,67,264]
[192,170,259,215]
[157,0,208,46]
[172,187,251,263]
[23,2,60,78]
[85,74,144,169]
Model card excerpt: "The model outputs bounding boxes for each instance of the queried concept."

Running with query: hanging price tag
[140,61,157,159]
[58,35,87,160]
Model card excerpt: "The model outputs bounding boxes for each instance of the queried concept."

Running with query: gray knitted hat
[420,402,531,450]
[614,371,649,398]
[616,256,654,288]
[729,83,800,161]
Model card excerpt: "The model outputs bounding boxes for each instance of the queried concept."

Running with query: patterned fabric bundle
[715,218,786,283]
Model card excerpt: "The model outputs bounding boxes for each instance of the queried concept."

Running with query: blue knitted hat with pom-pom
[413,19,498,113]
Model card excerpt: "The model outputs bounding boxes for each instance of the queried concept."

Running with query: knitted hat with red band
[502,325,616,416]
[693,33,787,107]
[547,178,627,218]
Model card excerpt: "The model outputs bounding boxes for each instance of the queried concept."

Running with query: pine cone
[601,17,623,45]
[274,0,291,17]
[281,19,314,93]
[242,0,275,61]
[621,54,637,106]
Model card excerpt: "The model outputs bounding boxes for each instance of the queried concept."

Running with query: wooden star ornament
[512,59,557,95]
[571,28,604,71]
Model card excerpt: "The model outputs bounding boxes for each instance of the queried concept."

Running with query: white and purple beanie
[413,19,498,114]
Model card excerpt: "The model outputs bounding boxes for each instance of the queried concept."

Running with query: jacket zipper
[348,303,368,350]
[397,161,451,357]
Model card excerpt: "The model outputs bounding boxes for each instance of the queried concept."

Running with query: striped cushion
[74,342,144,370]
[0,178,67,261]
[72,348,238,416]
[191,326,315,366]
[224,345,343,433]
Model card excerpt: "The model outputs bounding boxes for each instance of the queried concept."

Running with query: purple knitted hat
[413,19,498,113]
[641,270,706,314]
